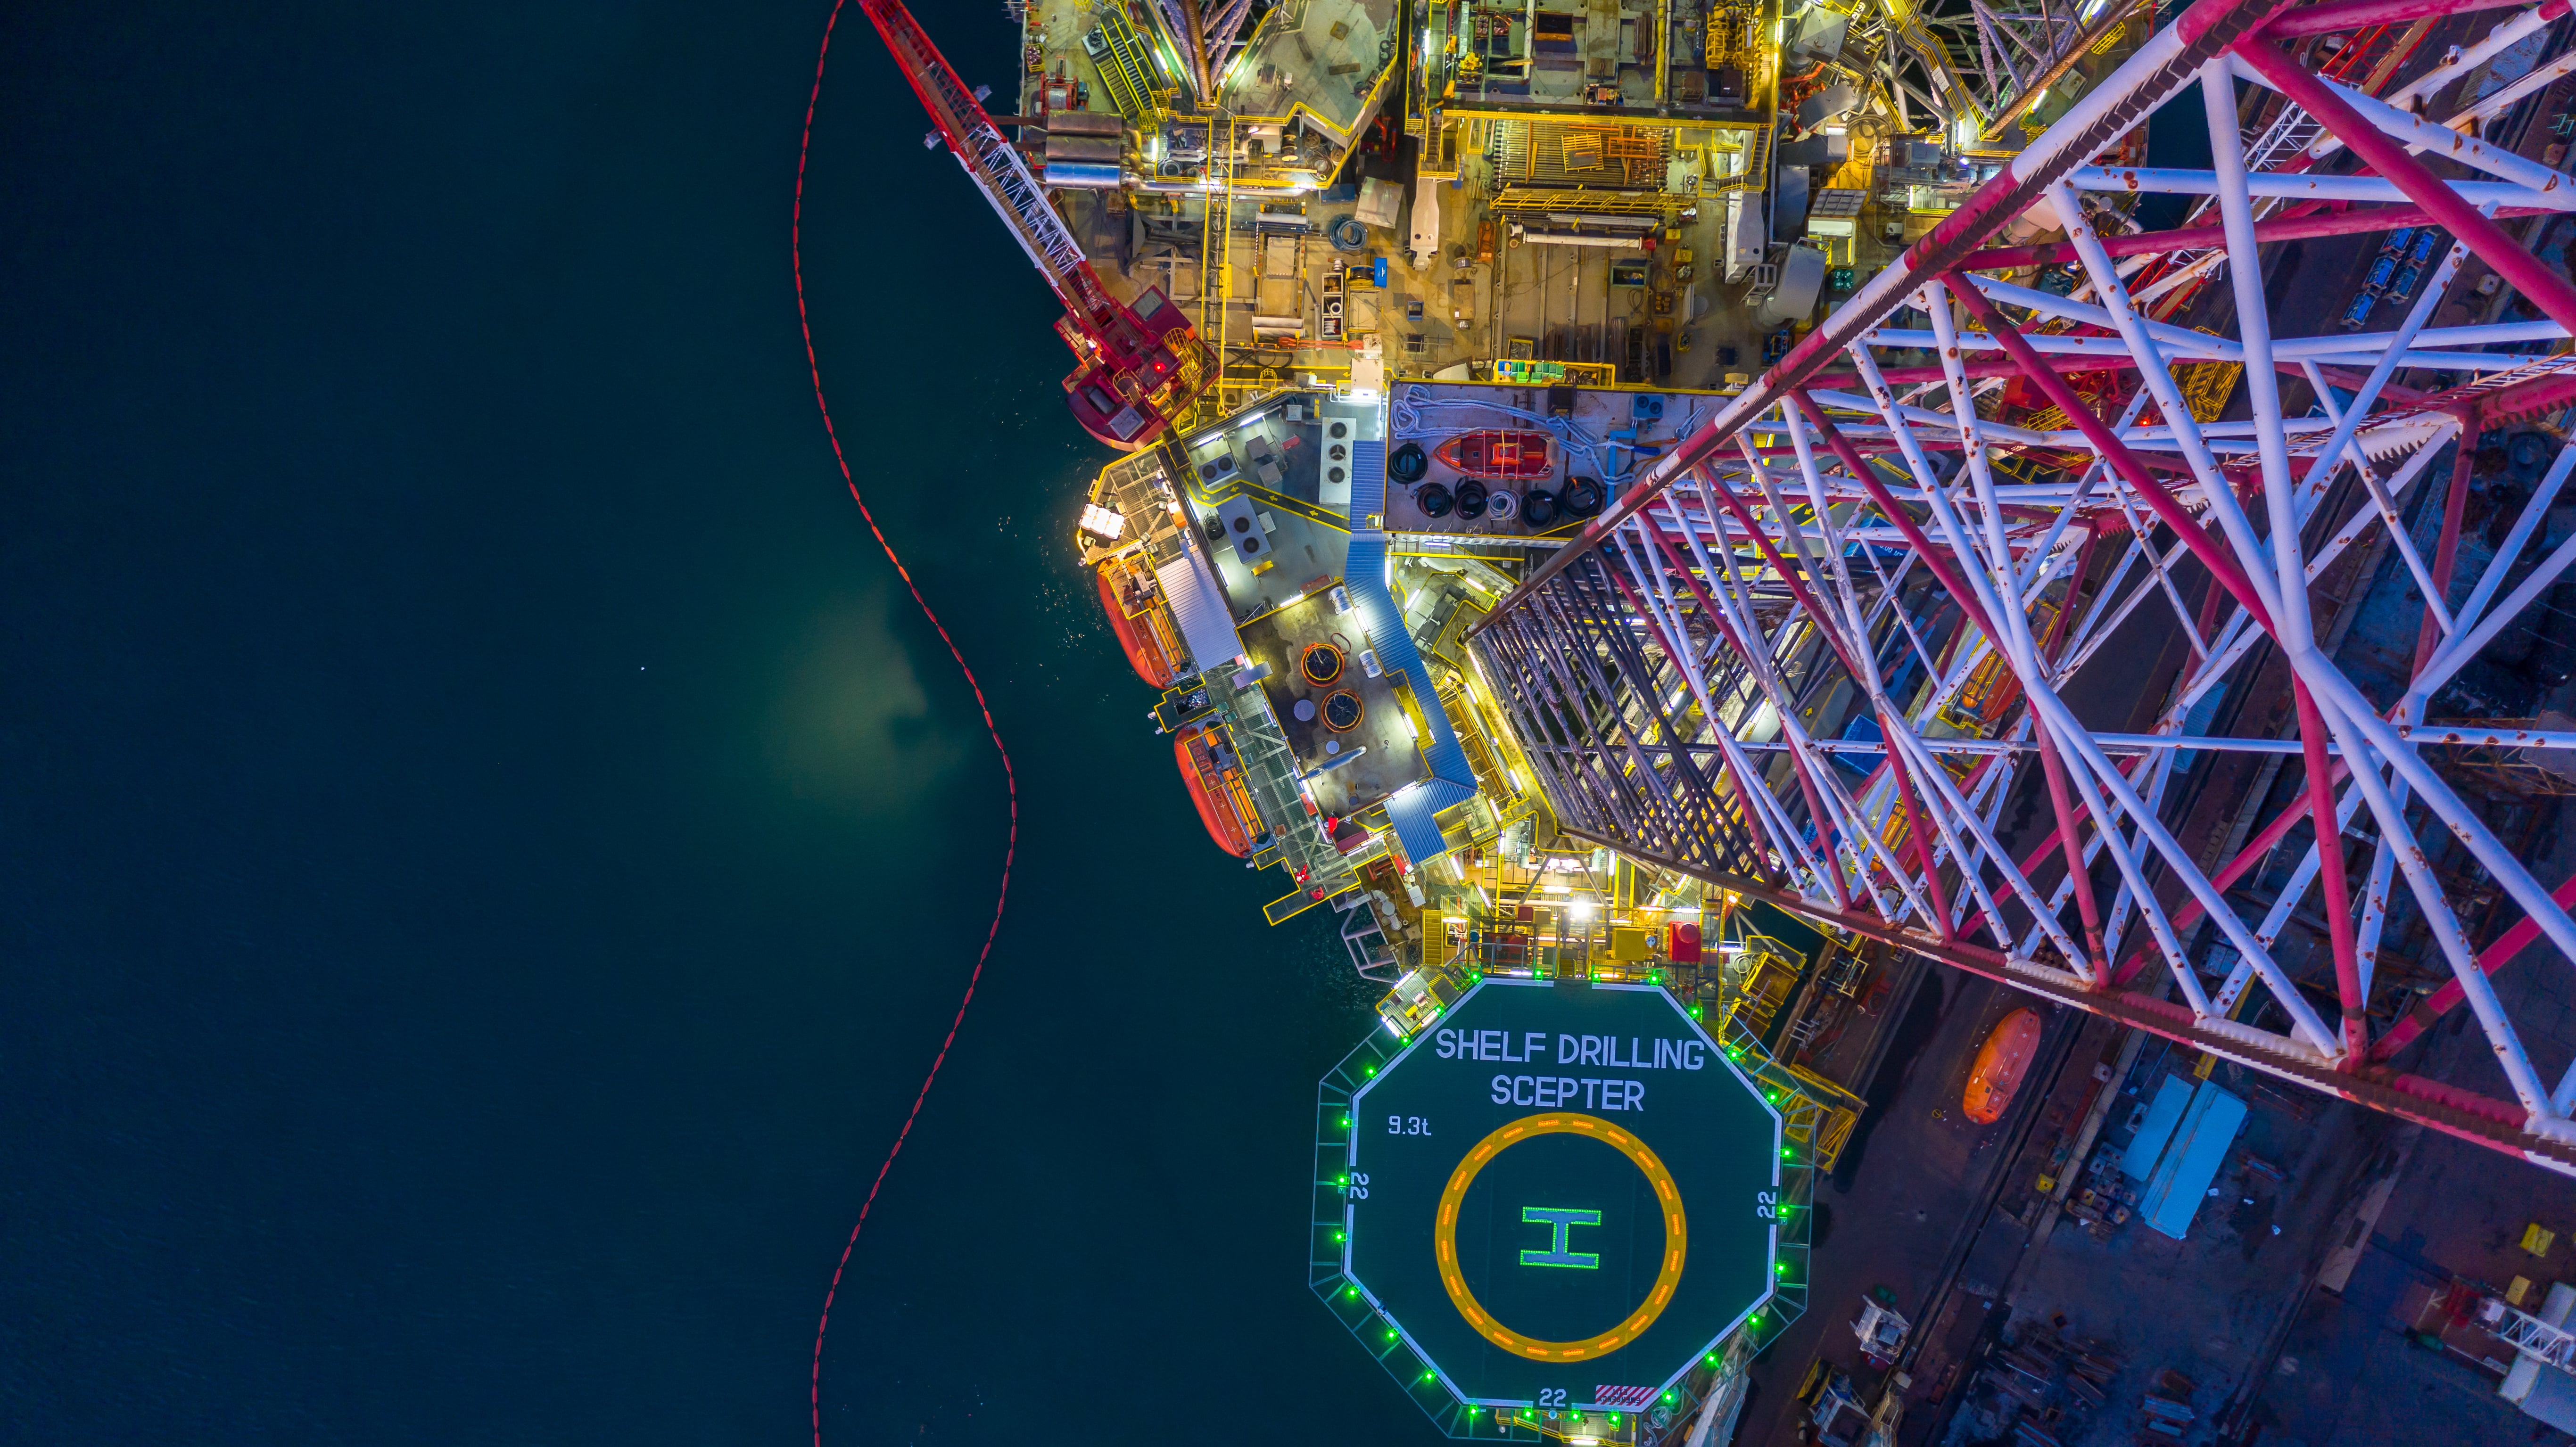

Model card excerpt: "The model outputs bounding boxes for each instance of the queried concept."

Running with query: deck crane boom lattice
[859,0,1211,449]
[1461,0,2576,1178]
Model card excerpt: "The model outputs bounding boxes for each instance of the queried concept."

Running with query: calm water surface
[3,4,1395,1440]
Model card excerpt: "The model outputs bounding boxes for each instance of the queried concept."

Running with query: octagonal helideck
[1345,980,1780,1411]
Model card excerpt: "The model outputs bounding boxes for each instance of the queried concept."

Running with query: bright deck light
[1076,502,1126,542]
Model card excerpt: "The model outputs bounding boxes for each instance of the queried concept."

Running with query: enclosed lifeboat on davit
[1963,1008,2043,1124]
[1433,429,1556,481]
[1174,724,1254,857]
[1096,562,1177,690]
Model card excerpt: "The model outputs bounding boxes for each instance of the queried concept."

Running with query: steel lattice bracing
[859,0,1214,447]
[1465,0,2576,1175]
[1471,552,1770,885]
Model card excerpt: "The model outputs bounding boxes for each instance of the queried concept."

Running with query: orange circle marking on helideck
[1432,1111,1687,1362]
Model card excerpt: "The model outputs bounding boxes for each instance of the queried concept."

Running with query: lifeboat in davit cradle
[1174,724,1253,857]
[1433,429,1556,481]
[1096,564,1176,690]
[1963,1007,2044,1124]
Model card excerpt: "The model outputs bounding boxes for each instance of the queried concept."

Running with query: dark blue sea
[2,4,1390,1440]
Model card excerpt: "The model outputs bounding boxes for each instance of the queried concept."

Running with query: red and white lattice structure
[1465,0,2576,1175]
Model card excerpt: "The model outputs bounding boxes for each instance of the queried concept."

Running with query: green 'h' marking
[1519,1207,1603,1268]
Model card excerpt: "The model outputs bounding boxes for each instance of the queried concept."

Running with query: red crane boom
[858,0,1211,449]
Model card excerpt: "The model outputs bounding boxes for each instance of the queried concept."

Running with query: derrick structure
[1950,0,2163,140]
[1463,0,2576,1176]
[1145,0,1256,102]
[1775,0,2136,148]
[858,0,1211,447]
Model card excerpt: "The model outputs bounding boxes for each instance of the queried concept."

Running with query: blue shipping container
[2122,1073,2195,1180]
[2138,1079,2248,1240]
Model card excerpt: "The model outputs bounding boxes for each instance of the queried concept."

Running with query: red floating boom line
[795,5,1017,1445]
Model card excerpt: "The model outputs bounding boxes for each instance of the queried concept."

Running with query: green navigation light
[1322,977,1793,1416]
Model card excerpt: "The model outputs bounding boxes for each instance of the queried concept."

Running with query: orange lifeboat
[1433,429,1556,481]
[1963,1008,2043,1124]
[1097,563,1176,690]
[1174,724,1253,857]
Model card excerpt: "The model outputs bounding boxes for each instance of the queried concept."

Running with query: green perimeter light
[1321,975,1791,1419]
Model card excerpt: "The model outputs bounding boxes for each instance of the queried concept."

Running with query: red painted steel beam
[2374,869,2576,1059]
[2236,41,2576,344]
[2470,368,2576,427]
[1949,281,2277,626]
[1812,354,2426,417]
[1950,280,2377,1035]
[2260,0,2559,41]
[1557,825,2576,1175]
[1464,0,2304,636]
[2106,757,2351,986]
[2413,414,2482,672]
[1956,204,2552,272]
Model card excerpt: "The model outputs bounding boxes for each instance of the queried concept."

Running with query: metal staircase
[1090,8,1162,126]
[1341,902,1403,983]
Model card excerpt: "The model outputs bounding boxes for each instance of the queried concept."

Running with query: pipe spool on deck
[1542,213,1658,230]
[1517,230,1646,249]
[1042,162,1123,189]
[1044,110,1123,137]
[1043,133,1123,164]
